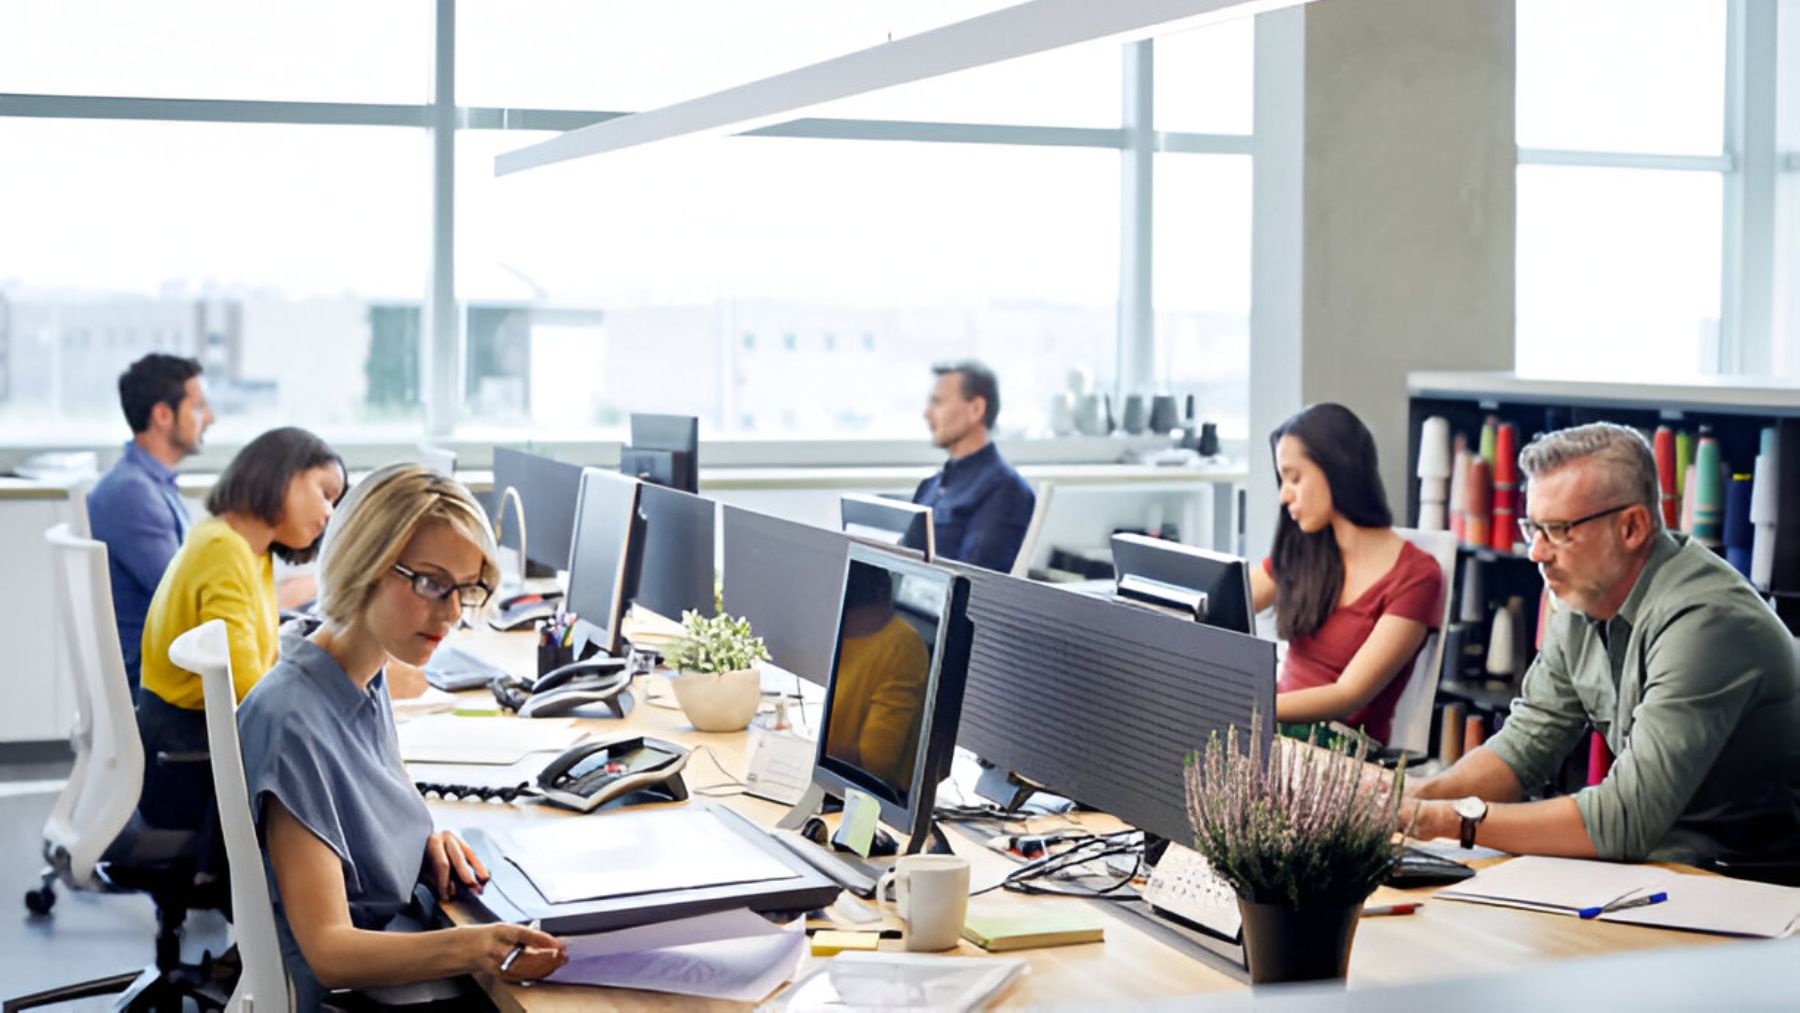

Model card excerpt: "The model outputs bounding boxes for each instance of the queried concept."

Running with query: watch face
[1453,796,1487,821]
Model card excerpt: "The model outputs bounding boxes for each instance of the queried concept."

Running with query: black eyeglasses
[1517,503,1636,548]
[392,563,492,610]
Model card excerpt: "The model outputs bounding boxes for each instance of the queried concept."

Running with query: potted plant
[663,609,770,733]
[1184,716,1406,984]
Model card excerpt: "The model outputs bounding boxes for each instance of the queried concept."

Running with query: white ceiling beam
[496,0,1313,176]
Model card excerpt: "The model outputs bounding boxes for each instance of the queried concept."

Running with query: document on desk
[1596,875,1800,938]
[500,808,800,905]
[390,686,458,719]
[548,908,805,1002]
[397,714,584,765]
[1435,856,1666,916]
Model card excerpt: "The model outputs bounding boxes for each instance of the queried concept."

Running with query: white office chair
[33,523,143,907]
[176,618,294,1013]
[65,476,96,539]
[1009,481,1056,578]
[1385,527,1458,759]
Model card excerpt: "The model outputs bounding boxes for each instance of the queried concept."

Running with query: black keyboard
[1386,847,1476,888]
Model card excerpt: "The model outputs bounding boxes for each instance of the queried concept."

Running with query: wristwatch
[1453,796,1489,849]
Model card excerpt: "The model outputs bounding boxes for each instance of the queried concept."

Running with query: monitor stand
[776,783,952,857]
[973,758,1076,815]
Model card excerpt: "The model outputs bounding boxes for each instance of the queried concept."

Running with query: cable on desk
[687,744,749,798]
[972,829,1145,901]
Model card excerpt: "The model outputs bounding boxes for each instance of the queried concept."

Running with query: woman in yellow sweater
[136,426,345,843]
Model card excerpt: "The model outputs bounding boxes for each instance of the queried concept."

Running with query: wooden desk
[426,628,1727,1010]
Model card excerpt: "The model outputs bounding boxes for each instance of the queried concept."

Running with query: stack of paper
[1435,856,1663,916]
[549,908,806,1002]
[397,714,585,765]
[761,952,1027,1012]
[1596,875,1800,938]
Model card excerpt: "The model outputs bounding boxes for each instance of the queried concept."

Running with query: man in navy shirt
[87,353,214,694]
[913,361,1035,572]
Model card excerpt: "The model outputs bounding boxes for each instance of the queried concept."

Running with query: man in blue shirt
[87,353,214,694]
[913,361,1035,572]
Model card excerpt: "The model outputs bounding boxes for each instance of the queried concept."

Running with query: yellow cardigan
[140,517,279,709]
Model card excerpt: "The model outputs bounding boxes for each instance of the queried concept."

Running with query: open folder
[1437,856,1800,937]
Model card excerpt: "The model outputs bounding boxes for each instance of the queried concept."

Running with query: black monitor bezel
[565,469,645,658]
[811,544,970,837]
[839,494,935,561]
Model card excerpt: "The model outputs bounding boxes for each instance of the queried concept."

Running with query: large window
[1,3,1257,448]
[1517,0,1798,382]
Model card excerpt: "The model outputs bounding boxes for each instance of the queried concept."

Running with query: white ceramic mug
[876,854,971,952]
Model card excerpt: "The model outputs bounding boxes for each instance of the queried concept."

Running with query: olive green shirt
[1485,532,1800,864]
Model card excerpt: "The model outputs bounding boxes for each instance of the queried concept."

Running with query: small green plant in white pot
[664,609,769,733]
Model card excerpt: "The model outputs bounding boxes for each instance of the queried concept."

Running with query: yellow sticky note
[810,931,881,956]
[832,787,880,858]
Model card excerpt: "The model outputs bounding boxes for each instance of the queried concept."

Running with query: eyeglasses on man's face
[392,562,492,610]
[1516,502,1636,548]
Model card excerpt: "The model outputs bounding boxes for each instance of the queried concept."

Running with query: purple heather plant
[1184,714,1407,909]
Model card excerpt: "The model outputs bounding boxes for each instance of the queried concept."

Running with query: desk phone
[416,735,690,813]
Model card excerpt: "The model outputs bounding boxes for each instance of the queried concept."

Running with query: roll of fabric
[1417,416,1452,531]
[1448,442,1471,541]
[1653,426,1679,529]
[1490,422,1518,553]
[1485,604,1515,682]
[1675,428,1694,500]
[1464,457,1492,549]
[1692,433,1724,550]
[1751,428,1779,591]
[1723,473,1755,577]
[1458,556,1486,625]
[1463,713,1487,751]
[1478,415,1498,470]
[1439,703,1464,766]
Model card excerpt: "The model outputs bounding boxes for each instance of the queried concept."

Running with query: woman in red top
[1248,403,1444,744]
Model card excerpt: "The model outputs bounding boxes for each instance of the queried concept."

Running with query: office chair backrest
[176,619,293,1013]
[1387,527,1458,758]
[1009,481,1055,578]
[65,478,95,539]
[415,444,457,477]
[42,523,144,890]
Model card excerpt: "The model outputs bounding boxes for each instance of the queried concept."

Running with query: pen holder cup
[537,629,580,677]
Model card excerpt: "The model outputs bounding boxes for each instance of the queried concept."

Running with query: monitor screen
[492,448,585,572]
[564,470,645,657]
[635,484,717,622]
[814,545,971,834]
[1110,533,1256,634]
[720,506,854,687]
[839,494,934,560]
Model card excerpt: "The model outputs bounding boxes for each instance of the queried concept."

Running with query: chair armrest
[155,750,210,764]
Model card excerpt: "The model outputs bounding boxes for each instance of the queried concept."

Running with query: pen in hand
[498,918,541,974]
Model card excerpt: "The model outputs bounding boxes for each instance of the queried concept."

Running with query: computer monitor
[564,470,646,658]
[839,494,934,560]
[492,447,585,572]
[621,413,699,494]
[720,506,855,687]
[1110,533,1256,635]
[784,544,972,852]
[635,484,717,623]
[947,560,1275,842]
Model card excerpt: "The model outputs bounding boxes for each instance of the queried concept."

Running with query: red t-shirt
[1263,541,1444,744]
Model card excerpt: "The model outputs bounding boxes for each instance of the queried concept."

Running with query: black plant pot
[1236,897,1362,984]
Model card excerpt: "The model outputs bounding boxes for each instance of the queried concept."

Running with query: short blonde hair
[318,463,500,627]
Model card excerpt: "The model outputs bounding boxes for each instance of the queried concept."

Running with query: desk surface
[425,628,1727,1011]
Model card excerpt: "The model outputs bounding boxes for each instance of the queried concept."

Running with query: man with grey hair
[1405,422,1799,867]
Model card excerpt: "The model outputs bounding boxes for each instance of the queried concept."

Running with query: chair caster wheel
[25,885,56,915]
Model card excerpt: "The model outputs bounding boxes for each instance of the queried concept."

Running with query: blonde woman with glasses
[237,464,566,1008]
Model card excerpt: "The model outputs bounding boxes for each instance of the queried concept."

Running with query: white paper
[397,714,585,765]
[1598,875,1800,938]
[549,908,805,1002]
[762,953,1027,1012]
[1436,856,1664,914]
[390,686,458,718]
[501,807,800,904]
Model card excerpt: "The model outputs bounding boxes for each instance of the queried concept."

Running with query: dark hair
[1268,403,1392,641]
[206,427,346,564]
[933,360,1000,430]
[119,353,202,434]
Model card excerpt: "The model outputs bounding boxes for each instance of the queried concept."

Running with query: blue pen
[1579,891,1668,919]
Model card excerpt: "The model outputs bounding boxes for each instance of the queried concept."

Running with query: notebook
[1596,874,1800,938]
[963,909,1105,952]
[1435,856,1664,917]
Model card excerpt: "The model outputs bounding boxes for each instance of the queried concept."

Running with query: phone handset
[533,656,626,694]
[490,656,634,719]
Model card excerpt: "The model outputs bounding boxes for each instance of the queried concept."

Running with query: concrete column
[1247,0,1516,561]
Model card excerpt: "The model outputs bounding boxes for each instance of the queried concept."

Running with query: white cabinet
[0,490,83,743]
